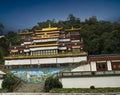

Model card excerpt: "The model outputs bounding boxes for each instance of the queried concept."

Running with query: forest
[0,14,120,64]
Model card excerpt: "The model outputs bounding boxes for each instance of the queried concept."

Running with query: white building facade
[60,55,120,88]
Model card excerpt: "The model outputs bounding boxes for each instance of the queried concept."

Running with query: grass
[50,88,120,93]
[0,88,7,92]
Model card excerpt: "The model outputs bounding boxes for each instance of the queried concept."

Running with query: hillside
[0,14,120,64]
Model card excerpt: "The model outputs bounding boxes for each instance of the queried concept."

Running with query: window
[72,48,80,53]
[96,62,107,71]
[113,65,116,68]
[112,62,120,70]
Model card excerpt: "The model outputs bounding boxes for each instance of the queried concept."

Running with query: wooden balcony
[29,43,59,48]
[4,52,88,59]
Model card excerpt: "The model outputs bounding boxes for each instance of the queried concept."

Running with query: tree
[13,15,120,54]
[67,14,76,21]
[32,19,57,30]
[81,17,120,54]
[0,23,4,35]
[32,14,81,30]
[85,16,98,25]
[6,31,21,45]
[0,37,9,64]
[2,73,18,92]
[67,14,81,28]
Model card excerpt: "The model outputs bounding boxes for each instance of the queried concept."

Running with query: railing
[59,70,120,77]
[4,52,88,59]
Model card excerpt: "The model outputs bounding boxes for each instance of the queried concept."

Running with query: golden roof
[35,31,60,34]
[35,24,62,32]
[35,27,62,32]
[18,26,81,35]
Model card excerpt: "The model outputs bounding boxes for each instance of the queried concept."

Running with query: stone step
[14,82,44,92]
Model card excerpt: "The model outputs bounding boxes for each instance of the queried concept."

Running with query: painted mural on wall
[10,67,72,83]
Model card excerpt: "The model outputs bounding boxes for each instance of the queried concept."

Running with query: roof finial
[49,23,51,28]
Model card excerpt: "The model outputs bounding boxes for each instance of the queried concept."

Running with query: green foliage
[0,37,9,64]
[0,88,7,93]
[81,20,120,54]
[0,31,20,64]
[51,87,120,93]
[32,14,81,30]
[6,31,21,45]
[0,14,120,62]
[2,73,18,92]
[44,76,62,92]
[32,14,120,54]
[0,23,4,35]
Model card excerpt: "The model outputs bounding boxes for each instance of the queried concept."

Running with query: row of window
[11,48,82,56]
[31,50,58,56]
[112,62,120,70]
[96,62,120,71]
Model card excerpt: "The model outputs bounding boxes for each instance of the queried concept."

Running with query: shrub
[44,76,62,92]
[90,85,95,89]
[2,73,18,92]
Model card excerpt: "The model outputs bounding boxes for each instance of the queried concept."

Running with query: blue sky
[0,0,120,32]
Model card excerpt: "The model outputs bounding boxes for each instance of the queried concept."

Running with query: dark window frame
[96,62,108,71]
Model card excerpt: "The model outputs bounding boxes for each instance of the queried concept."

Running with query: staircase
[14,82,44,92]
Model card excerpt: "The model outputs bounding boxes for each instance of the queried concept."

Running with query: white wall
[72,64,90,72]
[90,61,97,71]
[5,56,87,65]
[57,57,73,63]
[31,58,57,64]
[60,76,120,88]
[0,79,3,88]
[73,57,87,63]
[72,60,113,72]
[107,61,112,71]
[5,59,31,65]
